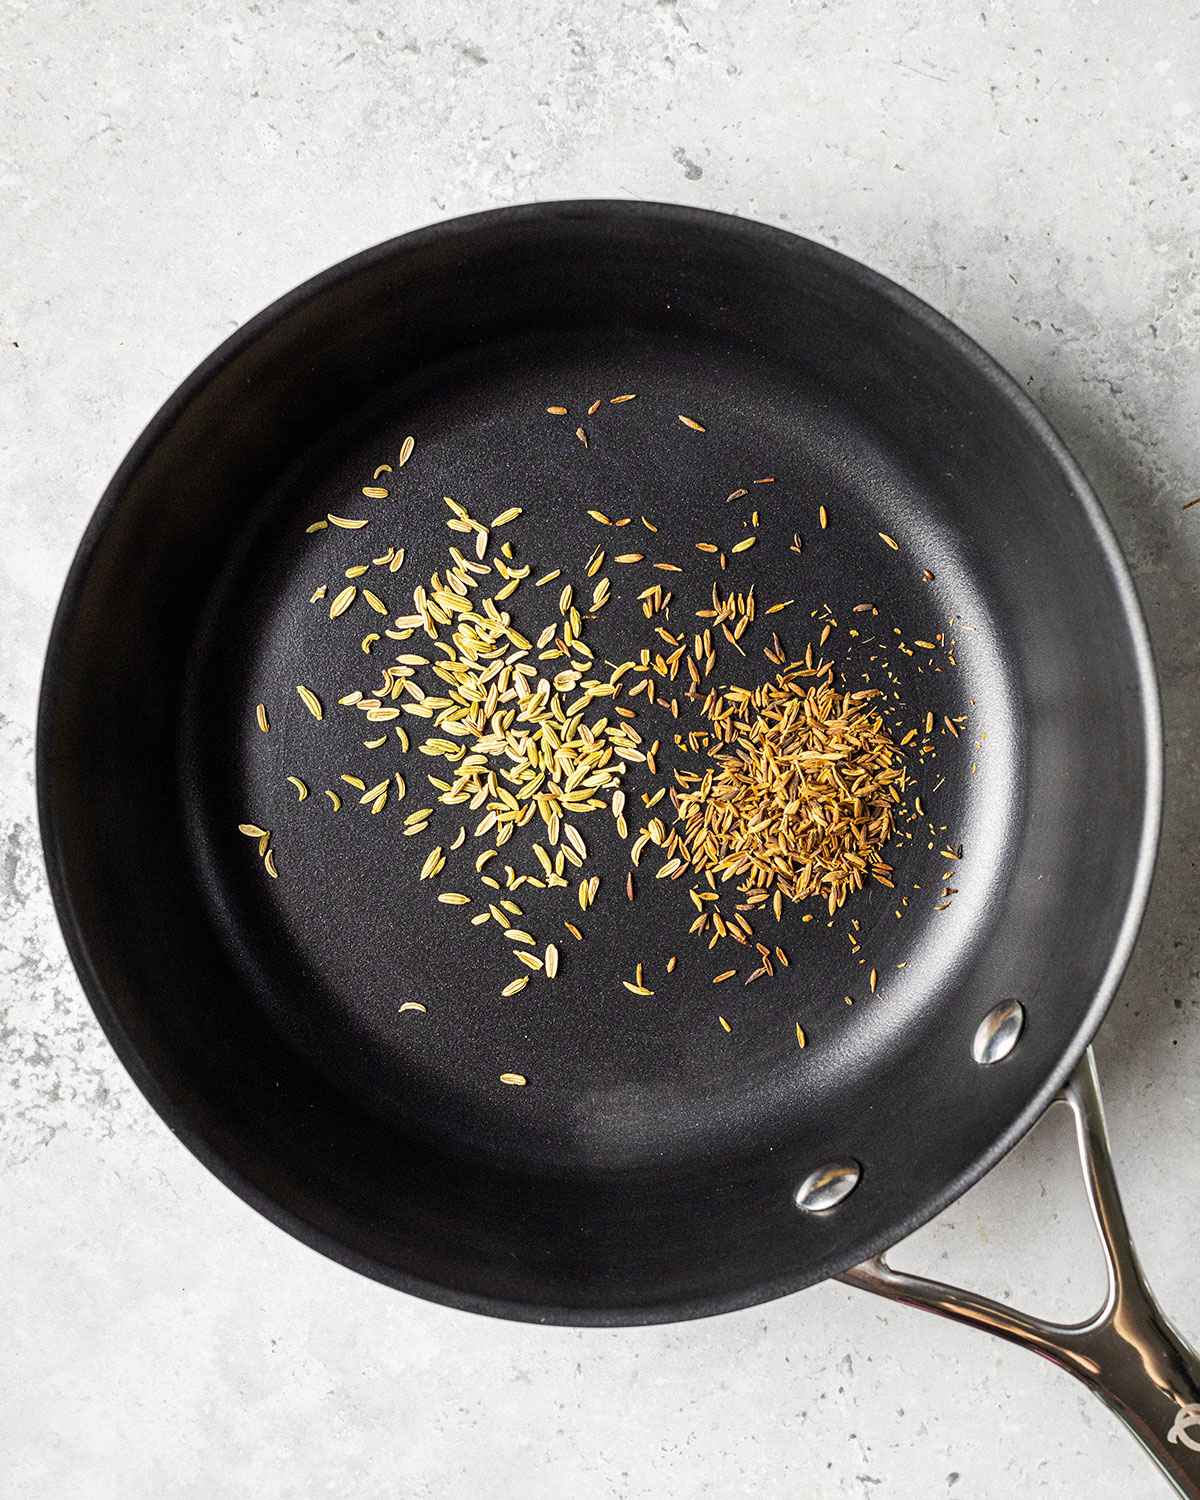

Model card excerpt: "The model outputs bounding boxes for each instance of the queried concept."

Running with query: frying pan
[37,202,1199,1492]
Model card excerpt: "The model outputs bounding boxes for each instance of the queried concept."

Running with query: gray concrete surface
[3,2,1199,1495]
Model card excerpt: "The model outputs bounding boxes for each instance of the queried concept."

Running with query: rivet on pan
[794,1161,861,1213]
[972,1000,1025,1066]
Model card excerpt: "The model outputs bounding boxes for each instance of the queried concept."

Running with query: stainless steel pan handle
[840,1050,1200,1497]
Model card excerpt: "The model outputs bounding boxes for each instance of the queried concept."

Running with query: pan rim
[36,199,1163,1326]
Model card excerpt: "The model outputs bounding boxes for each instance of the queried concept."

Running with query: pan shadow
[1029,376,1200,1107]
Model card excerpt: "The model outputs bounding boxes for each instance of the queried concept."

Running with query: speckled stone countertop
[3,3,1198,1496]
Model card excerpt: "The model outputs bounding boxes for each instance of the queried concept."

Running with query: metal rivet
[972,999,1025,1066]
[794,1160,861,1213]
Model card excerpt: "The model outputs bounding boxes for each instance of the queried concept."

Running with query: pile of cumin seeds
[671,664,904,917]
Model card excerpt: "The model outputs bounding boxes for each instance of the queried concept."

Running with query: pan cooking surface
[187,330,1016,1175]
[42,205,1158,1317]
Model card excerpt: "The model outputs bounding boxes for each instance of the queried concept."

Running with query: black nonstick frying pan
[37,202,1200,1492]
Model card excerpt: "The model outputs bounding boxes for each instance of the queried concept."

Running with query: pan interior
[187,330,1016,1177]
[41,207,1156,1320]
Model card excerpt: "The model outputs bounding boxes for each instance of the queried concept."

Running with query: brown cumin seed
[678,415,705,432]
